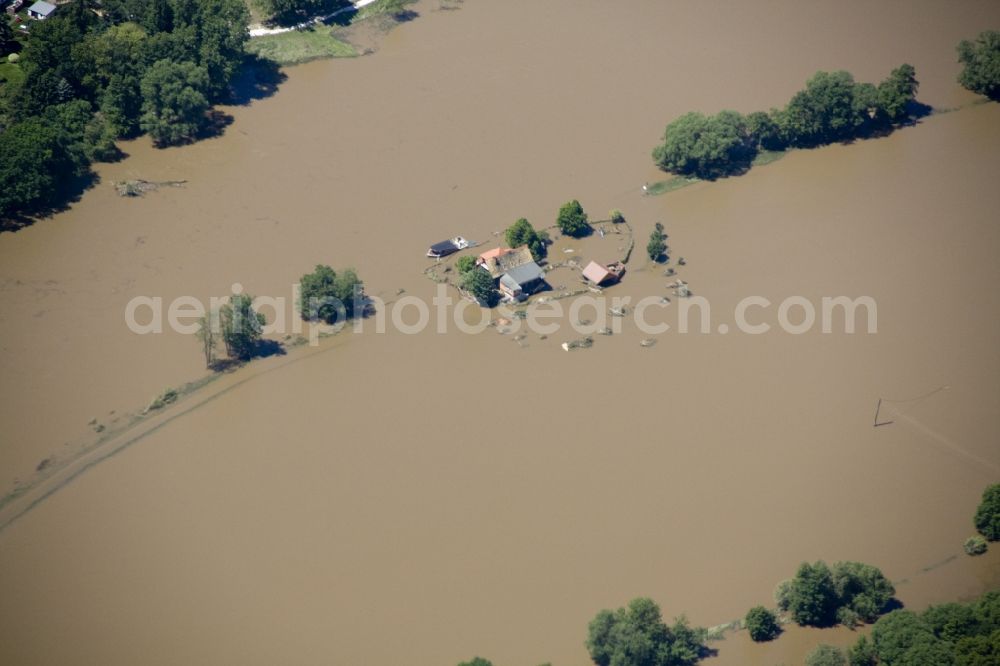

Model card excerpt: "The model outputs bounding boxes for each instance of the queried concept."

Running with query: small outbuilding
[26,0,56,19]
[499,261,546,300]
[582,260,626,286]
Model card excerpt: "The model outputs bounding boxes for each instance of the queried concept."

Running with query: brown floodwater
[1,1,999,664]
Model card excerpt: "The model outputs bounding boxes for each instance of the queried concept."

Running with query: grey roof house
[27,0,56,19]
[499,261,546,301]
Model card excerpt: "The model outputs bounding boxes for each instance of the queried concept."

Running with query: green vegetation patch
[352,0,418,23]
[751,149,788,167]
[0,61,24,90]
[645,176,700,196]
[247,27,357,65]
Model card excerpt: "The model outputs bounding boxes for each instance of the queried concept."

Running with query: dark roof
[429,239,455,252]
[502,261,544,286]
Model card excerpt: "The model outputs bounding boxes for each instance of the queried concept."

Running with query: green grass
[645,176,700,196]
[246,27,358,65]
[0,61,25,91]
[351,0,417,23]
[751,149,788,167]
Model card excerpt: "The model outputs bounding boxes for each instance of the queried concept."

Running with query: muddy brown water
[1,1,999,664]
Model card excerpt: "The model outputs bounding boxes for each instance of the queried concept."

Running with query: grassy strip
[751,149,788,167]
[645,176,700,196]
[246,27,358,65]
[351,0,417,23]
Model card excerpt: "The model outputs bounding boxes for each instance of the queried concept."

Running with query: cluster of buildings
[473,245,626,302]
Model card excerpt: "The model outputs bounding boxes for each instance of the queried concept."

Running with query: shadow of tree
[229,54,288,106]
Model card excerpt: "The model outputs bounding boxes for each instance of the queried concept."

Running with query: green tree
[0,119,72,216]
[647,222,667,262]
[876,63,919,124]
[653,110,754,179]
[744,606,780,642]
[195,0,250,100]
[139,59,210,146]
[745,109,786,150]
[462,267,498,307]
[220,293,265,360]
[956,629,1000,666]
[585,597,707,666]
[787,561,838,627]
[806,644,846,666]
[830,561,895,623]
[505,217,548,261]
[556,199,591,237]
[957,31,1000,100]
[455,255,477,275]
[610,209,625,224]
[848,635,876,666]
[781,70,866,146]
[974,483,1000,540]
[299,264,364,322]
[195,311,219,368]
[456,659,493,666]
[0,18,15,56]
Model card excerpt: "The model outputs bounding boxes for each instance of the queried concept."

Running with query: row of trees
[1,0,251,218]
[194,264,364,366]
[775,560,896,628]
[652,65,921,180]
[803,589,1000,666]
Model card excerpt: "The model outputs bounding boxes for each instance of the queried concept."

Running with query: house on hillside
[582,260,626,287]
[499,261,546,301]
[26,0,55,19]
[479,245,534,280]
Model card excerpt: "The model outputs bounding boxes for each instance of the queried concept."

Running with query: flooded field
[1,1,999,664]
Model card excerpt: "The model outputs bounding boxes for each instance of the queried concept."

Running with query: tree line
[652,65,921,180]
[0,0,250,219]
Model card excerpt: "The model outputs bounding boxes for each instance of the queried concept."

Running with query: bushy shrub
[965,535,988,556]
[745,606,780,642]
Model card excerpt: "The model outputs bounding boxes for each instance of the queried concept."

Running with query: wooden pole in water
[874,398,894,427]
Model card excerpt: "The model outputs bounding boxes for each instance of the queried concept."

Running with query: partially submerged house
[479,245,534,280]
[26,0,55,19]
[582,260,626,286]
[499,261,546,301]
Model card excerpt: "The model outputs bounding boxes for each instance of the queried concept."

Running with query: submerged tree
[556,199,591,237]
[195,311,219,368]
[585,597,708,666]
[653,110,754,179]
[974,482,1000,541]
[299,264,364,322]
[744,606,780,642]
[505,217,548,261]
[647,222,667,262]
[957,30,1000,100]
[220,293,265,360]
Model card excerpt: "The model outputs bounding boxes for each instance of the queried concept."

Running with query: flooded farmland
[1,1,999,664]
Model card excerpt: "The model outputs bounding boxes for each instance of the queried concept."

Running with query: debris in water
[640,338,657,347]
[598,327,613,336]
[563,248,575,253]
[562,337,594,351]
[678,257,687,266]
[115,179,187,197]
[609,307,627,317]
